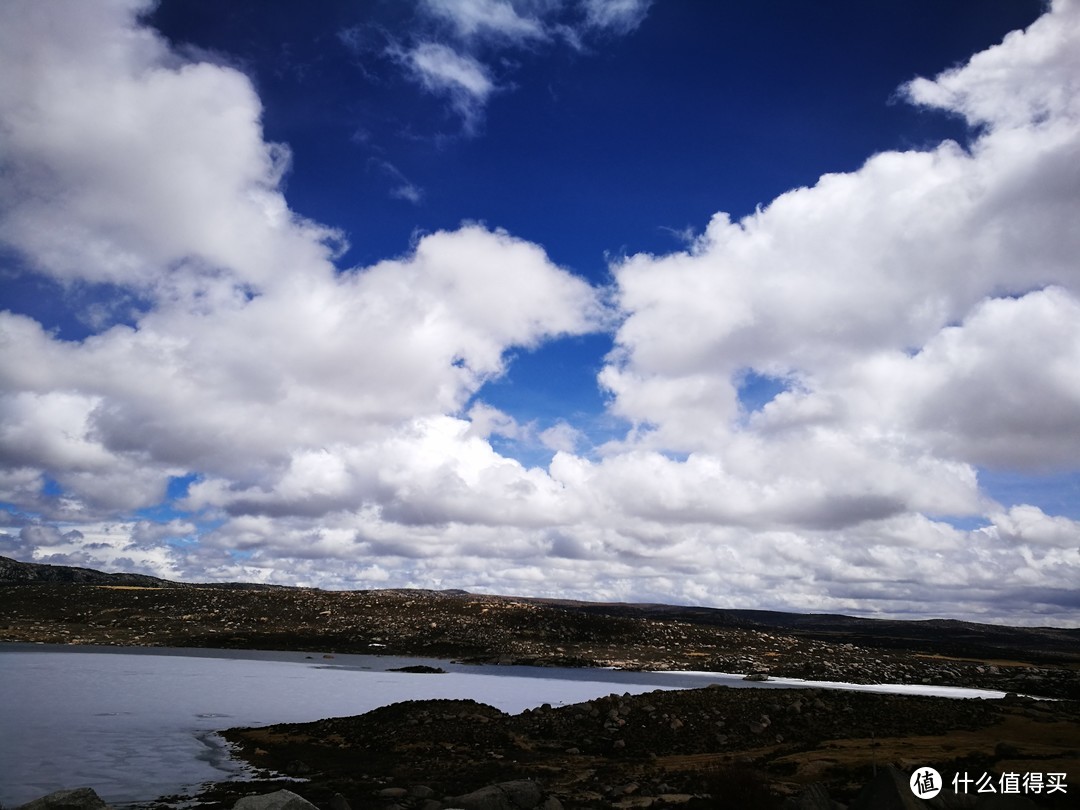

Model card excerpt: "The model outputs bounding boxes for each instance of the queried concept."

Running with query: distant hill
[0,554,178,588]
[526,597,1080,662]
[2,553,1076,664]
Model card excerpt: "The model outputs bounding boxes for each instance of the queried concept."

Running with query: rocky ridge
[1,578,1076,699]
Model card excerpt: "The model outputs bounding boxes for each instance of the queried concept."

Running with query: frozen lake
[0,644,1009,806]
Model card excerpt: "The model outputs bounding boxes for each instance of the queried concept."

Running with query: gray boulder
[233,790,318,810]
[16,788,109,810]
[446,780,544,810]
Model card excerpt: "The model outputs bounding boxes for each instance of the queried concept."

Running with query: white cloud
[420,0,547,43]
[989,505,1080,549]
[371,159,425,205]
[417,0,653,42]
[1,1,1078,624]
[395,0,654,132]
[581,0,1080,617]
[851,288,1080,470]
[0,223,602,512]
[0,0,341,296]
[401,42,496,131]
[904,0,1080,131]
[539,421,583,453]
[602,0,1080,471]
[467,402,528,441]
[580,0,652,34]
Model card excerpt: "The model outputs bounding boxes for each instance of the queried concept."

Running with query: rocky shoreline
[205,684,1079,809]
[11,684,1078,809]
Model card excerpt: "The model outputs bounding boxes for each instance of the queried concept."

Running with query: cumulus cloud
[0,0,341,297]
[0,2,601,517]
[0,222,602,512]
[588,0,1080,617]
[603,0,1080,464]
[1,0,1079,624]
[903,2,1080,131]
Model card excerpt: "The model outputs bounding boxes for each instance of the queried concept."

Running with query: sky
[1,0,1079,627]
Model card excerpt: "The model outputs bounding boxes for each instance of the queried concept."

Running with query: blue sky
[1,0,1079,626]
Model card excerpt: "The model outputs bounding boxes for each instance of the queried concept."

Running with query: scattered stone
[15,788,109,810]
[233,790,319,810]
[781,783,834,810]
[972,795,1040,809]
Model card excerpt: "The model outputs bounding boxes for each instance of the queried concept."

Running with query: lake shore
[191,684,1080,810]
[3,582,1078,699]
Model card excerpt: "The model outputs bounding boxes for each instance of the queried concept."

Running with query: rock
[848,766,924,810]
[388,665,446,674]
[447,780,544,810]
[286,759,312,776]
[16,788,109,810]
[743,672,769,682]
[782,783,834,810]
[329,794,351,810]
[233,790,319,810]
[410,786,436,799]
[377,788,409,800]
